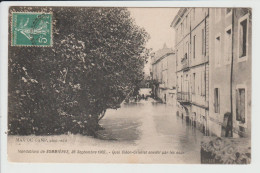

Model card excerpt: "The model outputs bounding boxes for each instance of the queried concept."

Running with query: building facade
[151,44,176,105]
[208,8,251,138]
[171,8,210,135]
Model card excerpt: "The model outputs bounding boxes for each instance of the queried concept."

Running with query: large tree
[8,7,150,136]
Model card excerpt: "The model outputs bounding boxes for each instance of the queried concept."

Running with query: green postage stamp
[11,12,52,46]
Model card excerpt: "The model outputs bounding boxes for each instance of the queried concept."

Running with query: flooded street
[98,98,205,163]
[8,98,205,163]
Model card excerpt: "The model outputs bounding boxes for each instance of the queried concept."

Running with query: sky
[129,8,179,51]
[128,8,179,75]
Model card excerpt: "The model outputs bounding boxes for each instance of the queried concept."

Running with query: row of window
[192,72,206,96]
[176,8,205,44]
[176,27,206,68]
[176,10,191,43]
[177,71,206,96]
[214,13,249,67]
[177,10,249,69]
[214,87,246,124]
[177,8,232,56]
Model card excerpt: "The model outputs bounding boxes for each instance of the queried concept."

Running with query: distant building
[208,8,251,138]
[151,44,176,105]
[171,8,210,135]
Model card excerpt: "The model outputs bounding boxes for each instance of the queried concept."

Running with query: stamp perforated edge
[10,11,53,47]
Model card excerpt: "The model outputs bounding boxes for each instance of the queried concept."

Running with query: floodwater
[98,98,205,163]
[8,98,205,163]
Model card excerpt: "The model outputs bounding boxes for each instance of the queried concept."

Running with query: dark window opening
[236,88,246,123]
[214,88,220,113]
[239,19,248,58]
[193,35,196,59]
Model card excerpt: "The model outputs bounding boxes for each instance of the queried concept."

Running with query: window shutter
[239,24,243,57]
[240,89,246,123]
[218,89,220,113]
[214,88,217,113]
[236,89,241,121]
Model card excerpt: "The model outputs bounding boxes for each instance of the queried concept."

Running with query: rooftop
[170,8,188,28]
[152,43,174,65]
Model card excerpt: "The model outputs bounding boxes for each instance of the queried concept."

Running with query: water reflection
[99,98,205,163]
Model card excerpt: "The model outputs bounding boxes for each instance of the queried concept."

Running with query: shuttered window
[236,88,246,123]
[214,88,220,113]
[192,73,196,94]
[202,28,205,56]
[201,71,206,96]
[193,35,196,59]
[176,49,178,66]
[186,41,189,59]
[239,18,248,58]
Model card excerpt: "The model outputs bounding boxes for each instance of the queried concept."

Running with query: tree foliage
[8,7,150,135]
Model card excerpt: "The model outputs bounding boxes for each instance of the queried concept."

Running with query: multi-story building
[208,8,251,138]
[151,44,176,105]
[171,8,210,135]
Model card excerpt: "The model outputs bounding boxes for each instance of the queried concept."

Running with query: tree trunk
[98,110,106,122]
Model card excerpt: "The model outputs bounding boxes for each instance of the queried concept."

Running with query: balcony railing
[177,92,191,103]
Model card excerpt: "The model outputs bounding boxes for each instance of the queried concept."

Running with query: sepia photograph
[6,5,251,164]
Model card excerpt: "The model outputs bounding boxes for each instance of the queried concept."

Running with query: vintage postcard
[6,6,251,164]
